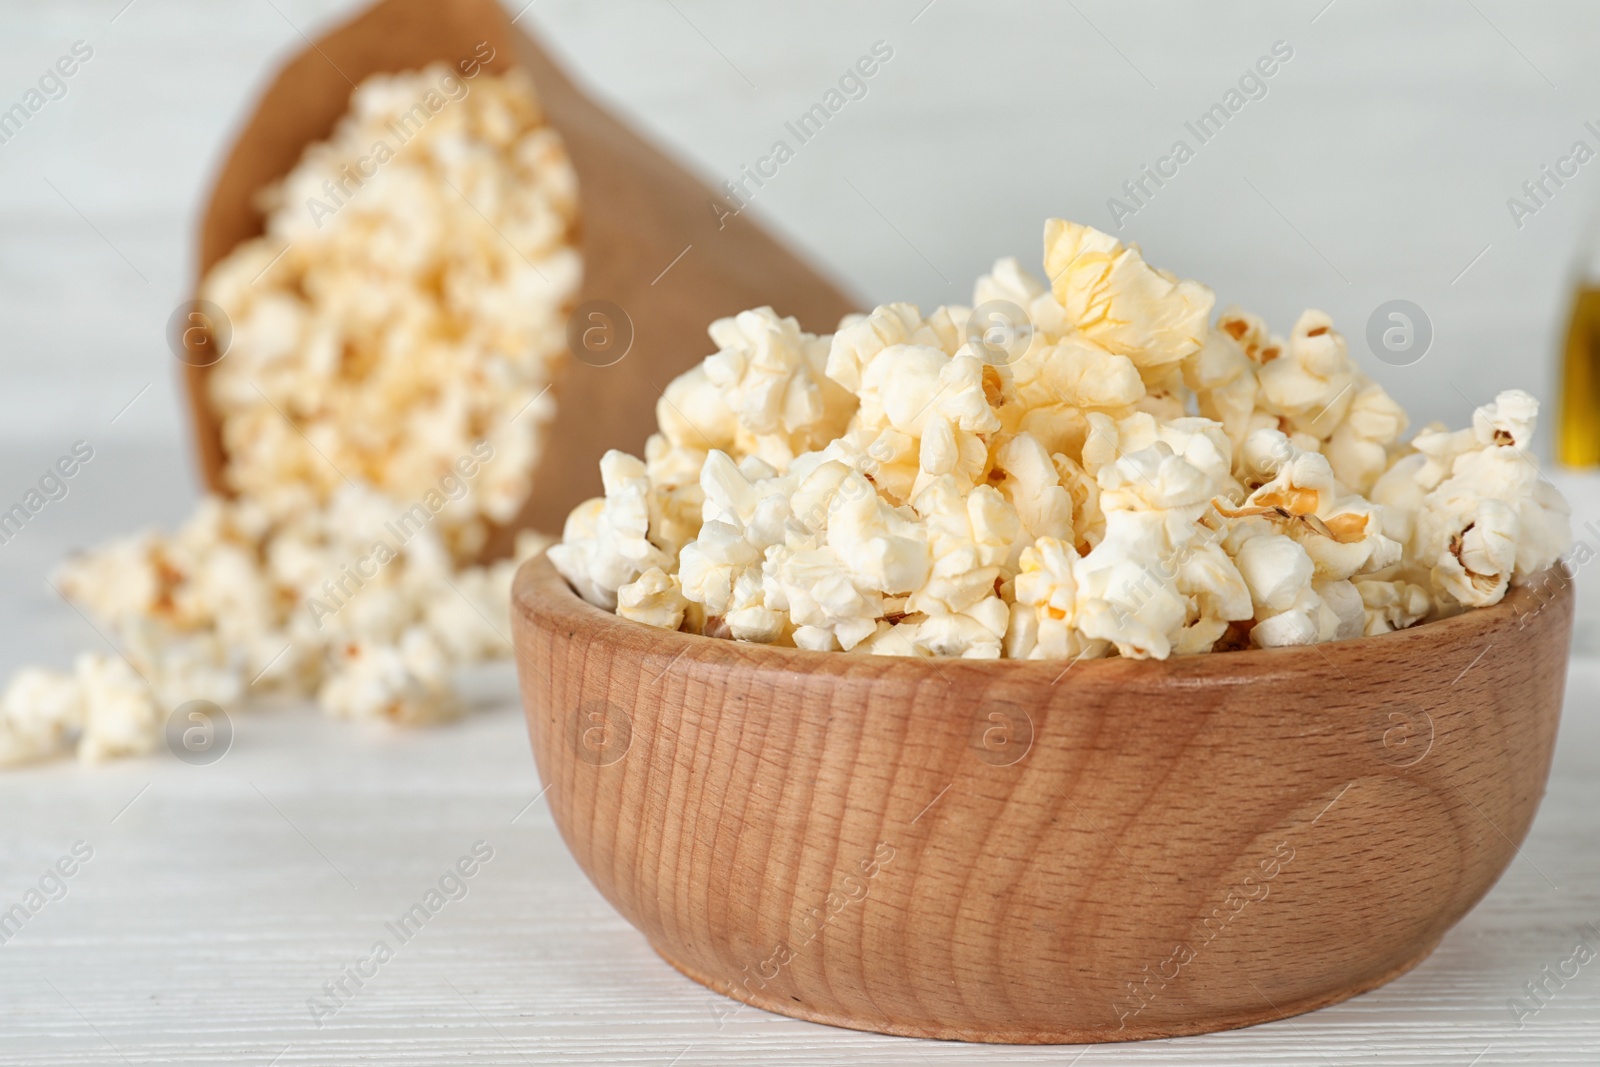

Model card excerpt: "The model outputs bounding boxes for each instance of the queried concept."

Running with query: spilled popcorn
[0,66,577,766]
[551,219,1572,660]
[205,63,578,559]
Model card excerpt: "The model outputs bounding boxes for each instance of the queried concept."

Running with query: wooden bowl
[511,553,1573,1043]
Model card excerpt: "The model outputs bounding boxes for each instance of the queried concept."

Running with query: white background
[9,0,1600,457]
[1,2,1598,1063]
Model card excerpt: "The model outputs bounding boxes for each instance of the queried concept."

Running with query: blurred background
[5,0,1600,661]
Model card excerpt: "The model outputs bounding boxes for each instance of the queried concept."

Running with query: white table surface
[5,1,1600,1062]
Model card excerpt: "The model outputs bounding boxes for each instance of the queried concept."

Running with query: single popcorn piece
[904,598,1010,659]
[766,545,882,651]
[0,668,85,766]
[75,654,161,764]
[973,256,1047,312]
[615,567,689,631]
[851,344,1000,503]
[650,361,741,478]
[679,519,761,617]
[1352,573,1433,636]
[1041,219,1214,372]
[544,218,1571,664]
[1418,493,1521,608]
[824,469,932,597]
[1234,531,1314,615]
[986,434,1072,544]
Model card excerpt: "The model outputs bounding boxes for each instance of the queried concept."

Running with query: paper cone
[185,0,858,555]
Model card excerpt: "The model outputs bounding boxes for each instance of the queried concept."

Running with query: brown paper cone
[185,0,857,556]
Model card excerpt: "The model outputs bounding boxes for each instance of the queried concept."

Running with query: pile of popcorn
[551,219,1571,661]
[0,66,578,765]
[207,63,579,560]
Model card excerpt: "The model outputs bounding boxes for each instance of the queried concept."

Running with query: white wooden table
[1,651,1598,1066]
[4,1,1600,1062]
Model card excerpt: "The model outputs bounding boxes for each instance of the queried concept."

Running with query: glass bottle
[1557,205,1600,466]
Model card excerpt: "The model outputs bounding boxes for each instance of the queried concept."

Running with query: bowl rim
[513,552,1571,680]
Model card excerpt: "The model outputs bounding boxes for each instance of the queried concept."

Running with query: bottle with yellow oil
[1558,215,1600,466]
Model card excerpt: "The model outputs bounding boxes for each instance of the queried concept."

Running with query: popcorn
[909,479,1019,616]
[1400,391,1571,610]
[1040,339,1147,411]
[703,307,855,468]
[1077,493,1252,658]
[973,256,1047,311]
[723,567,786,645]
[424,533,542,663]
[1074,538,1189,657]
[1256,310,1358,436]
[1217,430,1400,581]
[824,468,932,595]
[616,568,690,631]
[1011,537,1099,661]
[2,68,578,767]
[0,668,84,766]
[76,654,161,764]
[204,66,579,562]
[29,487,553,758]
[1214,306,1282,365]
[651,362,741,473]
[1324,382,1408,495]
[547,450,672,610]
[1475,389,1540,448]
[318,630,462,726]
[1174,539,1255,651]
[1227,529,1340,648]
[1352,573,1432,636]
[1234,530,1315,614]
[765,546,881,650]
[1184,320,1262,446]
[1041,220,1214,372]
[549,218,1570,662]
[853,345,999,501]
[988,434,1071,543]
[827,302,966,394]
[905,599,1009,659]
[679,519,762,616]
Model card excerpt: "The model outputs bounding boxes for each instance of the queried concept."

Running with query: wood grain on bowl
[511,553,1574,1043]
[184,0,857,555]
